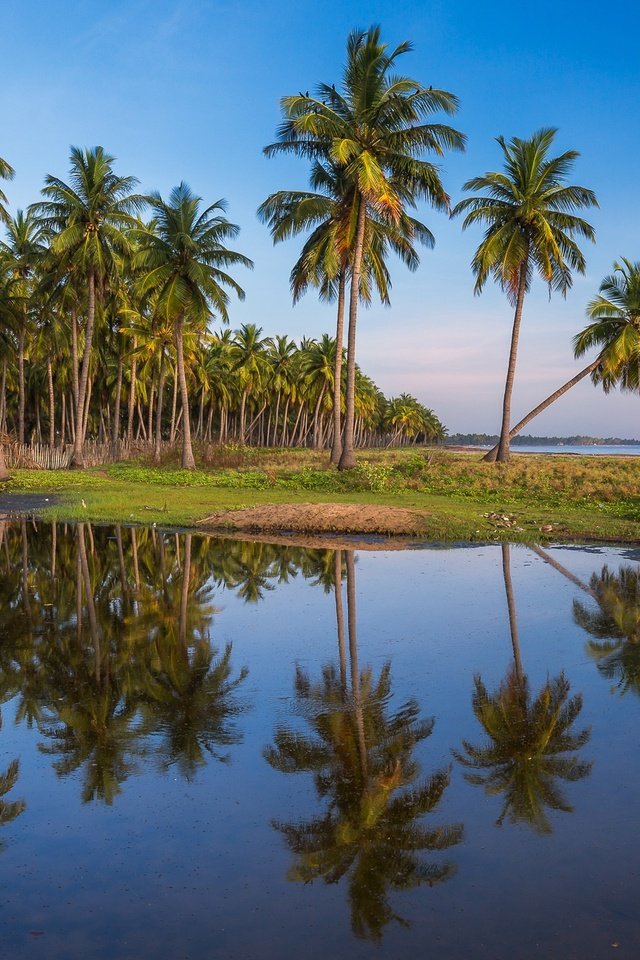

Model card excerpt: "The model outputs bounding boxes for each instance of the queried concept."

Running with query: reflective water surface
[0,521,639,959]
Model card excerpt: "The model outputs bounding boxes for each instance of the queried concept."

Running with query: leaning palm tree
[32,146,143,467]
[481,259,640,459]
[265,25,464,469]
[133,185,252,468]
[453,128,597,462]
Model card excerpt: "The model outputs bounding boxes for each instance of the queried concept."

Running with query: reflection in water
[0,520,259,802]
[265,549,463,942]
[0,708,25,848]
[574,564,640,696]
[454,544,592,834]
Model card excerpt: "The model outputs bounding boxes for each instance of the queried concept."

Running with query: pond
[0,520,638,959]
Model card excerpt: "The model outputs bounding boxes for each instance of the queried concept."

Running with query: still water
[0,521,639,959]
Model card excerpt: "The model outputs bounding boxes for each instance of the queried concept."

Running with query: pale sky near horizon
[4,0,640,437]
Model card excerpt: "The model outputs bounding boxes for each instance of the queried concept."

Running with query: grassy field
[2,446,640,542]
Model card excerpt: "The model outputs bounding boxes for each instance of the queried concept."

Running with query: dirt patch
[197,502,430,538]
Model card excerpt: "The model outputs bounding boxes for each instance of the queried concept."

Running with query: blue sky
[4,0,640,436]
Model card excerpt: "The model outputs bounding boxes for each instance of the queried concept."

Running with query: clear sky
[4,0,640,437]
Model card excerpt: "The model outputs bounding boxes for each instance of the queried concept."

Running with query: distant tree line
[446,434,640,447]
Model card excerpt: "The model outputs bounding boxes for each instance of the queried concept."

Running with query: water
[0,521,639,959]
[463,444,640,456]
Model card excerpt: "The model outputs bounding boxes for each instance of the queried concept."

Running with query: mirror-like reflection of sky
[0,522,638,960]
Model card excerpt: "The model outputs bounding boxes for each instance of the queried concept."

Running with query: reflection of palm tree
[574,564,640,696]
[0,709,26,848]
[454,544,591,834]
[454,670,591,834]
[265,549,462,940]
[142,640,248,779]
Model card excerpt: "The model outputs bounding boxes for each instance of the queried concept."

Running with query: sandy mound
[197,502,429,537]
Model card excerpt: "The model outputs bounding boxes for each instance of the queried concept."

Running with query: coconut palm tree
[265,25,464,469]
[453,128,597,462]
[0,155,14,226]
[481,259,640,459]
[0,210,47,443]
[32,146,143,467]
[133,185,252,467]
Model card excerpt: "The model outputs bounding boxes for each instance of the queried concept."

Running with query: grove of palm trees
[1,24,638,538]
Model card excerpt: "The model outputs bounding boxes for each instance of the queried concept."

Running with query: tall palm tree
[32,146,143,467]
[0,210,47,443]
[265,25,464,469]
[133,184,252,468]
[453,128,597,462]
[0,156,15,481]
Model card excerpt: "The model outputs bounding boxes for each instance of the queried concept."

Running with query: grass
[2,446,640,542]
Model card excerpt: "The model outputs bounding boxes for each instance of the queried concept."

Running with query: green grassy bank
[2,447,639,543]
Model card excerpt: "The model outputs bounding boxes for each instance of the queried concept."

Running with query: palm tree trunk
[17,325,26,445]
[491,259,528,463]
[239,388,248,444]
[483,358,601,461]
[47,356,55,448]
[312,383,327,449]
[112,352,123,458]
[71,309,79,411]
[501,543,524,684]
[331,270,346,465]
[71,269,96,468]
[339,199,367,470]
[153,349,166,464]
[0,445,8,481]
[169,362,178,443]
[0,357,6,432]
[175,318,196,469]
[127,339,137,442]
[179,533,192,648]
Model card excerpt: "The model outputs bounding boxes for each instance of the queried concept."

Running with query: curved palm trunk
[483,358,601,462]
[239,388,248,444]
[175,318,196,469]
[127,339,137,443]
[490,260,529,464]
[71,269,96,469]
[331,270,346,465]
[338,201,367,471]
[501,543,523,684]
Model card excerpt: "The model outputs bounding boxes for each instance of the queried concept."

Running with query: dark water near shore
[0,521,639,959]
[463,444,640,456]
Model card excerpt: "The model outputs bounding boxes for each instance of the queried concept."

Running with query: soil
[197,502,430,537]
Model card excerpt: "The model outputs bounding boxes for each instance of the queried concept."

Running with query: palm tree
[133,184,252,468]
[0,155,15,481]
[228,323,269,444]
[32,146,143,467]
[265,25,464,469]
[0,155,14,226]
[453,128,597,462]
[0,210,47,443]
[481,259,640,459]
